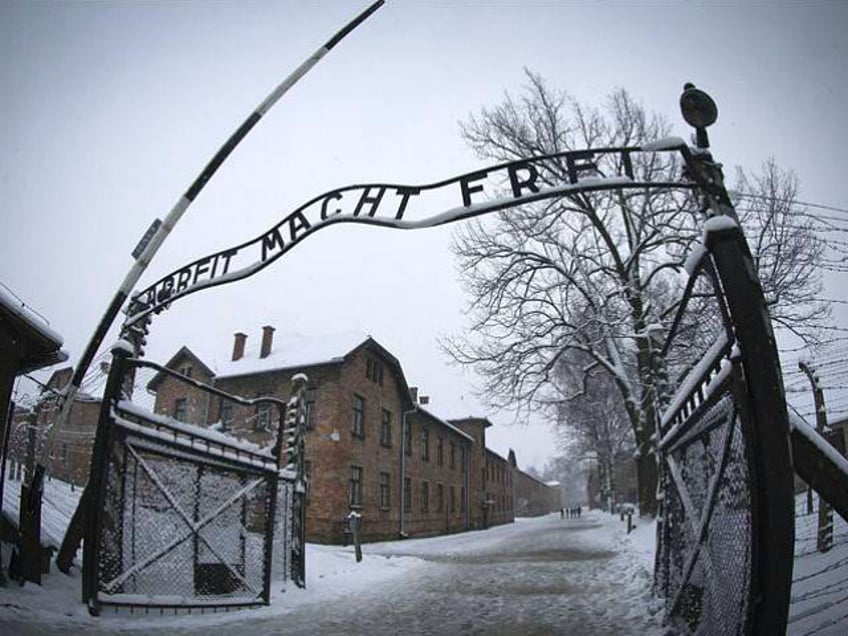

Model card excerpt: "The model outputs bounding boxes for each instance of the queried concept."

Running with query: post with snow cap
[677,83,739,222]
[81,340,133,610]
[798,359,833,552]
[282,372,309,588]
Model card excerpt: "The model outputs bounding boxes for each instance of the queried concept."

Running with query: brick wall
[514,469,560,517]
[484,449,514,527]
[449,417,491,530]
[402,410,471,537]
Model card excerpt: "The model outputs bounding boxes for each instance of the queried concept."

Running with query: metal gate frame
[655,218,795,634]
[82,344,302,615]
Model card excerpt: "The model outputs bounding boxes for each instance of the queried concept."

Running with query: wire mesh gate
[82,346,304,614]
[655,219,795,634]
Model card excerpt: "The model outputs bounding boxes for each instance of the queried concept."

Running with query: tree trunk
[635,440,658,517]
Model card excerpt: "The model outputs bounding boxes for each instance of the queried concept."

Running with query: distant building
[827,415,848,457]
[5,366,102,487]
[510,448,563,516]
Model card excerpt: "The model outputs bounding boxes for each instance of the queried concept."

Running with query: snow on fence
[788,483,848,635]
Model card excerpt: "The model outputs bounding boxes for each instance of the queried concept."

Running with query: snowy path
[1,512,662,635]
[240,513,663,636]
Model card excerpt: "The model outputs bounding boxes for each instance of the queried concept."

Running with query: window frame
[379,471,391,511]
[304,386,316,430]
[421,427,429,461]
[255,402,272,431]
[173,398,187,421]
[421,480,429,513]
[352,394,365,439]
[380,408,392,447]
[349,465,363,507]
[219,399,233,430]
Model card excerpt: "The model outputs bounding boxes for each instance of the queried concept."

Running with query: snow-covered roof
[485,447,508,463]
[215,330,370,379]
[0,284,68,373]
[414,406,475,443]
[0,285,64,347]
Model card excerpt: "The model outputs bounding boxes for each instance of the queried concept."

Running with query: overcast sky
[2,1,847,471]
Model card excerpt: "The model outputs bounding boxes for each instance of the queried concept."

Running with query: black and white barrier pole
[35,0,385,492]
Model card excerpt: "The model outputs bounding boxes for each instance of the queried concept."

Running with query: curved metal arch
[125,143,695,327]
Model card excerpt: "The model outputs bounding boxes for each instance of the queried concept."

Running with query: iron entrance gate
[82,346,304,614]
[654,218,795,634]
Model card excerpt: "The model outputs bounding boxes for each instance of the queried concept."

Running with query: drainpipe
[400,404,416,538]
[463,441,471,530]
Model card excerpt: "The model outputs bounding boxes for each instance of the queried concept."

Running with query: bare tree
[555,356,635,511]
[733,159,830,344]
[444,71,828,517]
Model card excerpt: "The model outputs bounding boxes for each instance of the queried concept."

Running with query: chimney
[410,387,419,404]
[260,325,275,359]
[232,332,247,361]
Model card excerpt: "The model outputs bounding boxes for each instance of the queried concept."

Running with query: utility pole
[798,359,833,552]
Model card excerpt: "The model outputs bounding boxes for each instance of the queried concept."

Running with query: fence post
[348,511,362,563]
[705,225,795,635]
[798,360,832,553]
[82,342,131,613]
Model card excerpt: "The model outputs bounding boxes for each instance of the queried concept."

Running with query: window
[450,486,456,513]
[379,472,391,510]
[352,394,365,438]
[173,398,187,421]
[349,465,363,507]
[366,358,384,386]
[219,400,233,430]
[404,477,412,511]
[437,437,444,466]
[304,387,316,429]
[179,365,193,378]
[380,409,392,447]
[437,483,444,512]
[449,441,456,469]
[404,421,412,456]
[421,481,429,513]
[421,428,429,461]
[256,403,272,431]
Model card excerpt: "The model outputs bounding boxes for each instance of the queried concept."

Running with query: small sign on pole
[132,219,162,260]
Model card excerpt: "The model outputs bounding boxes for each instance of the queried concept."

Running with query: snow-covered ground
[5,474,847,634]
[2,476,659,635]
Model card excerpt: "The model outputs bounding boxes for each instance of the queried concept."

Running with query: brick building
[509,450,563,516]
[5,366,102,487]
[148,327,559,543]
